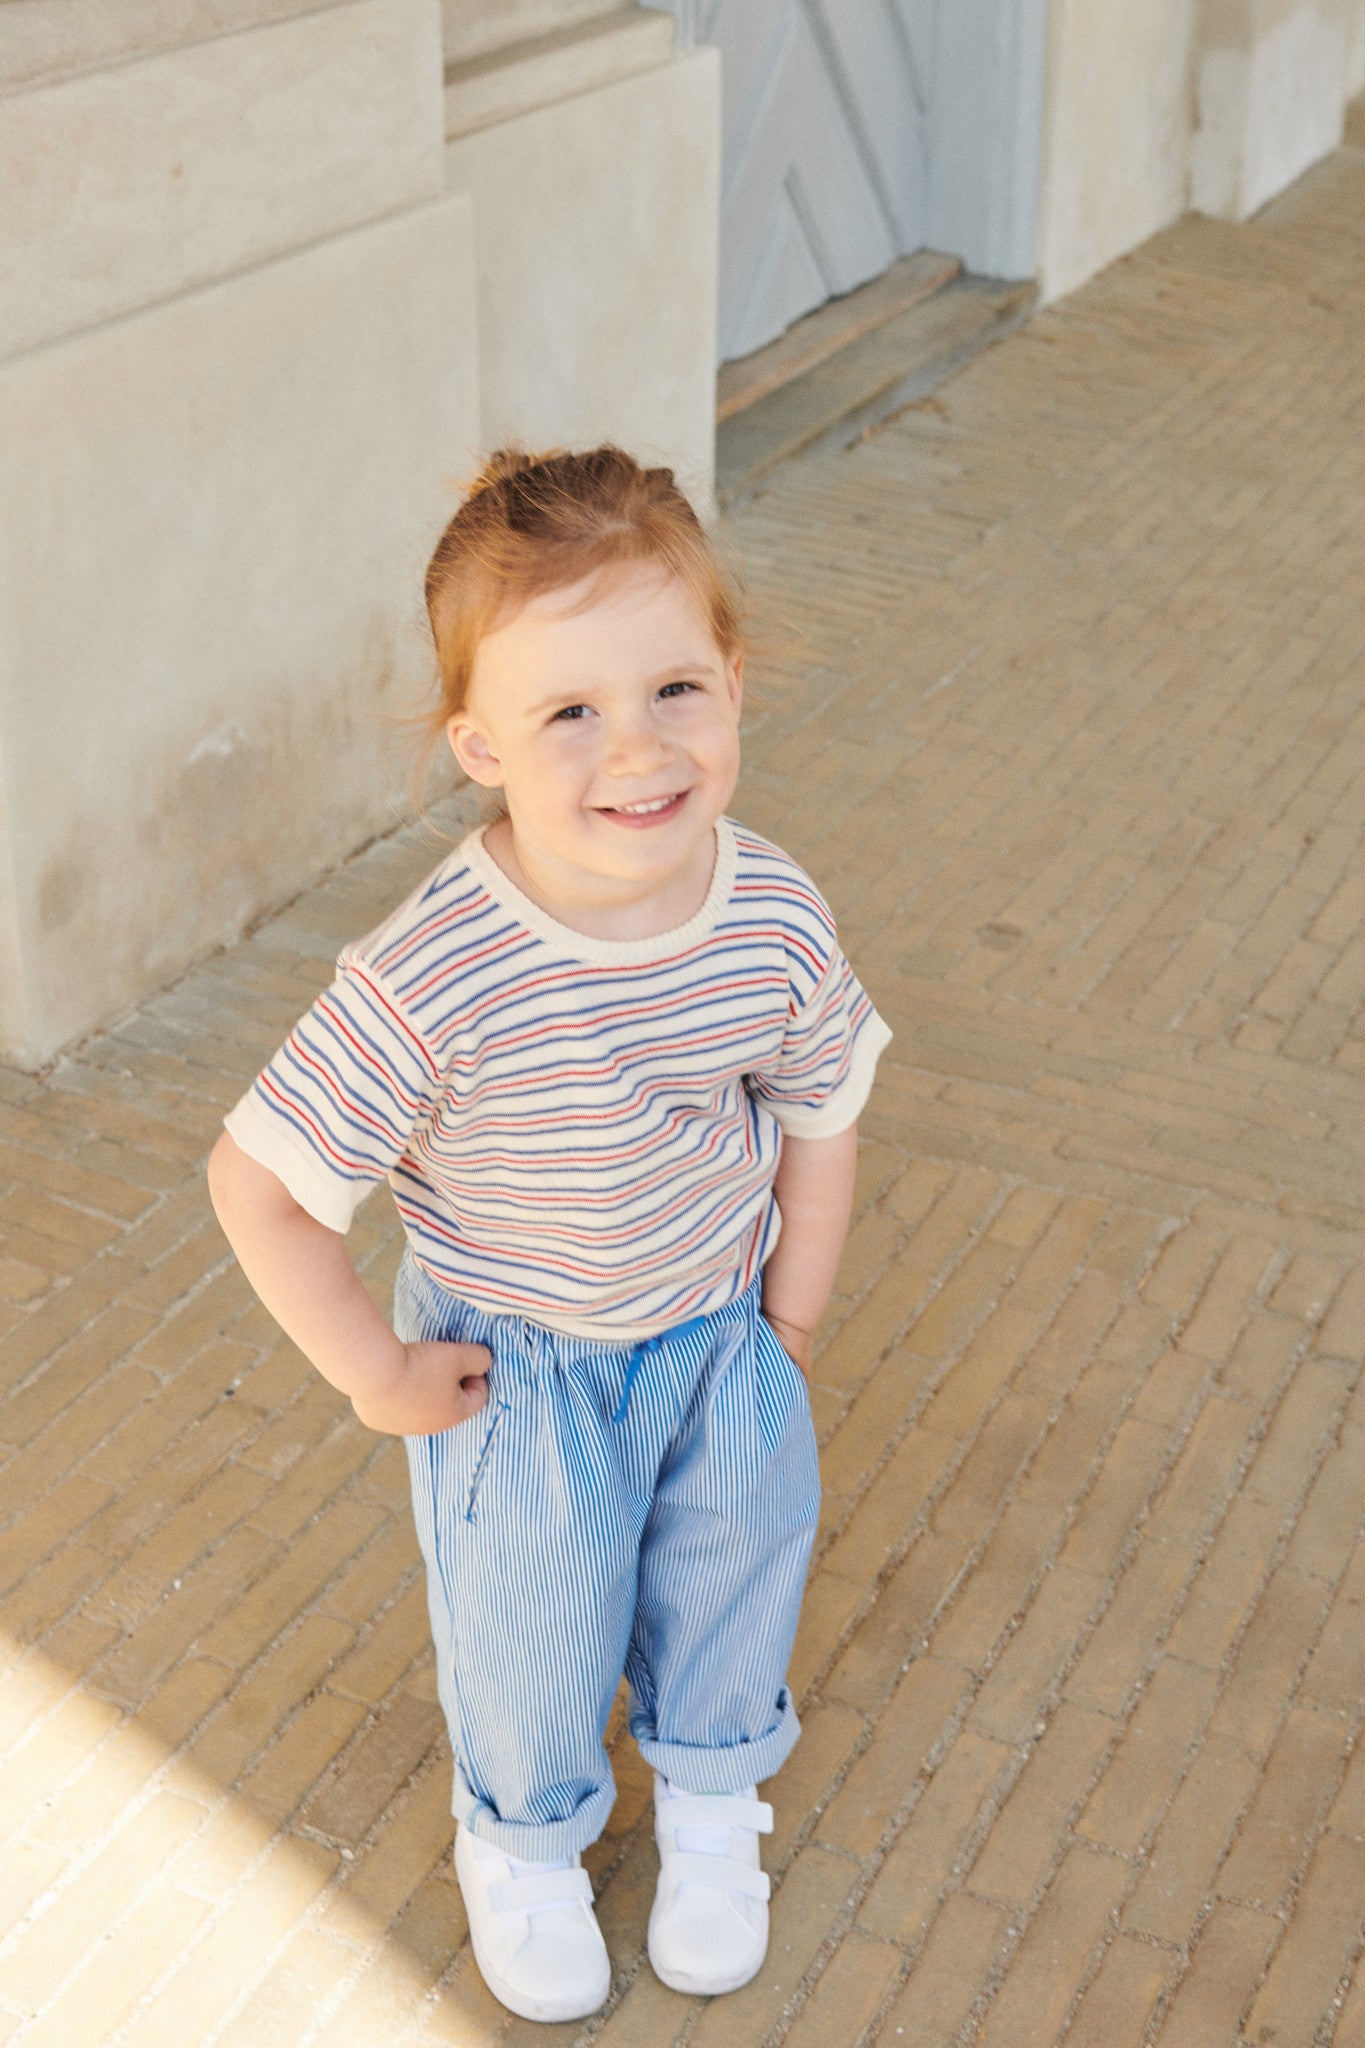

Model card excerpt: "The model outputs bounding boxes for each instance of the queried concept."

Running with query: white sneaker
[455,1823,611,2022]
[648,1775,773,1995]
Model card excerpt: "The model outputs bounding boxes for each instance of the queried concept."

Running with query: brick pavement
[3,131,1365,2047]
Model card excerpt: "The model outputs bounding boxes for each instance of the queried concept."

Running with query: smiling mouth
[596,791,690,823]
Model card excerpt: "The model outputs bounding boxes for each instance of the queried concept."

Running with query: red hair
[423,445,744,734]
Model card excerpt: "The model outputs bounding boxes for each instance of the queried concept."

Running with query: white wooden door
[689,0,933,362]
[648,0,1048,364]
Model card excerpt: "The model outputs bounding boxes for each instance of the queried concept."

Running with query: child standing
[208,447,889,2023]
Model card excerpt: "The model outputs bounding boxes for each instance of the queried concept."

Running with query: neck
[483,818,718,941]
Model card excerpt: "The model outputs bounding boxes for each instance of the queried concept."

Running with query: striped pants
[395,1253,821,1861]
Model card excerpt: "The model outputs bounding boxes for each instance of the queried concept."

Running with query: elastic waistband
[395,1248,759,1366]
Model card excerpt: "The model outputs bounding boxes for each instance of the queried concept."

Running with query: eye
[551,703,591,723]
[658,680,700,699]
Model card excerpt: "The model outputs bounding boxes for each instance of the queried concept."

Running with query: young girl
[208,446,890,2024]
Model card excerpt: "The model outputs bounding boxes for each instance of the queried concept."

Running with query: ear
[725,650,744,714]
[446,712,506,789]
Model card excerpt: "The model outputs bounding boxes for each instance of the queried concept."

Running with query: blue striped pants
[395,1253,821,1861]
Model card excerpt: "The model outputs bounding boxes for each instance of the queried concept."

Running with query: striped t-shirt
[225,817,891,1339]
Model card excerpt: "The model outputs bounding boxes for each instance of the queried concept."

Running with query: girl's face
[447,565,743,919]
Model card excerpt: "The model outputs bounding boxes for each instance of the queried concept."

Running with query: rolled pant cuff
[632,1687,801,1793]
[453,1770,617,1862]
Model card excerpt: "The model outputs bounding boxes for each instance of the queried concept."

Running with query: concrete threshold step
[716,267,1037,508]
[716,250,962,422]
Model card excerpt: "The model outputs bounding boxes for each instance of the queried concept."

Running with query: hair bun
[467,446,559,499]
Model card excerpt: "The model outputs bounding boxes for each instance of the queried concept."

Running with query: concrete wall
[1350,0,1365,91]
[1037,0,1198,302]
[1,0,444,358]
[1037,0,1358,301]
[1193,0,1349,219]
[0,1,328,90]
[444,0,633,65]
[445,15,721,508]
[0,0,480,1066]
[0,0,724,1064]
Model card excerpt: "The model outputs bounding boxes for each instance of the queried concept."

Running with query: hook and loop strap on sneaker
[659,1853,771,1900]
[662,1796,774,1833]
[488,1868,594,1914]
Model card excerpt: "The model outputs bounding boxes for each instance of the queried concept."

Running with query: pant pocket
[464,1398,504,1523]
[754,1310,813,1428]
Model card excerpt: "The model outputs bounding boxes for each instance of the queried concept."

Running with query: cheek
[699,710,742,773]
[528,729,601,792]
[673,695,736,745]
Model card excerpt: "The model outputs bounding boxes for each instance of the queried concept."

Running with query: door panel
[725,186,831,363]
[716,5,901,358]
[688,0,933,361]
[648,0,1047,359]
[816,0,932,249]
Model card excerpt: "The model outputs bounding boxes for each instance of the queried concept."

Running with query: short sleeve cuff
[223,1090,371,1235]
[763,1011,893,1139]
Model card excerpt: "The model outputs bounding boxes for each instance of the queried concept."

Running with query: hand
[763,1313,812,1377]
[350,1338,492,1435]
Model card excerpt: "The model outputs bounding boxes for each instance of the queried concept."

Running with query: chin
[599,842,688,878]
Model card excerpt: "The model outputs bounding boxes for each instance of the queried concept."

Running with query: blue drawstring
[613,1336,661,1423]
[612,1311,716,1423]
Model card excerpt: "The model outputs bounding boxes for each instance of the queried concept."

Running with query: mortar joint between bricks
[871,1287,1124,1637]
[810,1163,1015,1368]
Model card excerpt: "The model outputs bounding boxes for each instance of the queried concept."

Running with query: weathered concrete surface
[443,0,636,67]
[1,127,1364,2046]
[0,0,353,93]
[0,0,443,359]
[0,191,479,1071]
[1038,0,1197,299]
[1,4,719,1076]
[445,38,720,508]
[1193,0,1349,222]
[1038,0,1365,296]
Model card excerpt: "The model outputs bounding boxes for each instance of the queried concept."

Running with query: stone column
[444,4,721,509]
[1035,0,1199,302]
[1192,0,1350,218]
[0,2,479,1065]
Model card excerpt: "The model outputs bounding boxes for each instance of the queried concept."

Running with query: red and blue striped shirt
[225,818,890,1338]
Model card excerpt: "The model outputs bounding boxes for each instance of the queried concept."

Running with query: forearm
[761,1122,859,1355]
[207,1133,408,1415]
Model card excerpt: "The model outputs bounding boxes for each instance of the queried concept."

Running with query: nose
[601,706,670,778]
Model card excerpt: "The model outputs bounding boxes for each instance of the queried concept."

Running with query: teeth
[616,795,677,815]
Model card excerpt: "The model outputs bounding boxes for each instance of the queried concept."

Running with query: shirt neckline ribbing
[458,815,738,966]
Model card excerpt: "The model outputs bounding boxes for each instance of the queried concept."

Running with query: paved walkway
[3,129,1365,2048]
